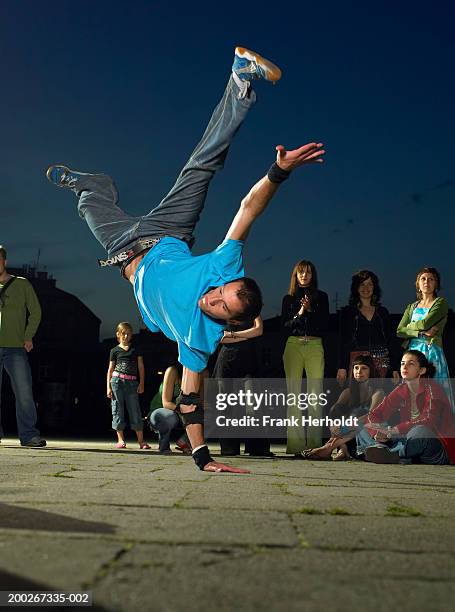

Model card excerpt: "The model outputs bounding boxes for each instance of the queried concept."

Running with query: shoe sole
[235,47,282,82]
[46,164,71,187]
[365,446,400,464]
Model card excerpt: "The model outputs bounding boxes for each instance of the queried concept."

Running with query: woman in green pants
[281,260,329,454]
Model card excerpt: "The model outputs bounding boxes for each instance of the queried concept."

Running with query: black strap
[0,276,16,309]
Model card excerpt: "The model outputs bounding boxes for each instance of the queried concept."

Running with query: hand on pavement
[203,461,250,474]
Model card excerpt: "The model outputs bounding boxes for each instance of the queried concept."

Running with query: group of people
[3,46,454,471]
[281,261,454,464]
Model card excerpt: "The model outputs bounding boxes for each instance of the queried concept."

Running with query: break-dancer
[47,47,325,472]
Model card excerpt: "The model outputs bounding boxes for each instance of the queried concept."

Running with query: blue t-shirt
[134,237,244,372]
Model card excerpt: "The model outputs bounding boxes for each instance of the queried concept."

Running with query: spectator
[397,266,454,409]
[107,322,150,449]
[213,316,272,456]
[301,354,384,460]
[357,350,455,464]
[281,260,329,454]
[148,363,192,454]
[337,270,399,385]
[0,245,46,447]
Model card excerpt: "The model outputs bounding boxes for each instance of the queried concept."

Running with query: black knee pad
[176,392,204,427]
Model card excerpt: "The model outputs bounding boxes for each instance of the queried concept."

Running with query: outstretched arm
[225,143,325,241]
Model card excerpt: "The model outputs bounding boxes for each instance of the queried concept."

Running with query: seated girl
[357,350,455,464]
[301,354,384,460]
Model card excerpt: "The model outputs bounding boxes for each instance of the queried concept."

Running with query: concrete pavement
[1,438,454,611]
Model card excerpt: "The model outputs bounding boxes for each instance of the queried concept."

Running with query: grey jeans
[73,77,256,256]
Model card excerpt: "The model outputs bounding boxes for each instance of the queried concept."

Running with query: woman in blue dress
[397,267,454,411]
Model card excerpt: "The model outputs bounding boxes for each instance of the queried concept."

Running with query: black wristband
[192,445,213,470]
[267,162,290,184]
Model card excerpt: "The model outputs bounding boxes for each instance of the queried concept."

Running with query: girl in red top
[357,350,455,464]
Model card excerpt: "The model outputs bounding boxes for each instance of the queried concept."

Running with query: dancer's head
[116,321,134,344]
[349,270,381,307]
[288,260,318,295]
[401,350,436,381]
[415,266,440,299]
[198,278,263,323]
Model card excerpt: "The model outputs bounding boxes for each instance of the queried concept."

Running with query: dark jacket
[281,289,329,339]
[338,305,394,371]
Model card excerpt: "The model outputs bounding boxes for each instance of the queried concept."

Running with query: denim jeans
[356,423,449,464]
[73,77,256,256]
[0,348,40,443]
[149,408,180,452]
[110,378,143,431]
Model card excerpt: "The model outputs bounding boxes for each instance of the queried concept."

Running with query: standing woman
[281,260,329,453]
[397,267,454,410]
[337,270,399,385]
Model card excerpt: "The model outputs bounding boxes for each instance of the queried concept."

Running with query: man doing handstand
[47,47,325,472]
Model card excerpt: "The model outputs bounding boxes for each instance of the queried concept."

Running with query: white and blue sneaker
[46,164,88,188]
[232,46,282,83]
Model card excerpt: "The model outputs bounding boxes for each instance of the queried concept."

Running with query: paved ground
[1,438,454,612]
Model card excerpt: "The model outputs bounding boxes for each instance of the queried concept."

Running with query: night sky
[2,0,454,338]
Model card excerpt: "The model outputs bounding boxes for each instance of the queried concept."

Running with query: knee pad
[176,392,204,427]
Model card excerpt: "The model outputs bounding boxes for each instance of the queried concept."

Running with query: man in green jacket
[0,246,46,447]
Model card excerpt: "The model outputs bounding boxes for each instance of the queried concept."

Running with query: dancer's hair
[349,269,381,307]
[288,259,319,306]
[403,350,436,378]
[415,266,441,299]
[0,245,6,259]
[232,277,263,322]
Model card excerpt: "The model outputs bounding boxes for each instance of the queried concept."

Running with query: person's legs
[123,381,147,446]
[138,75,256,243]
[110,379,126,445]
[400,425,449,465]
[3,348,41,444]
[47,165,140,257]
[47,77,255,256]
[149,408,180,452]
[283,338,306,454]
[304,339,325,448]
[0,354,4,439]
[48,48,280,259]
[76,175,142,256]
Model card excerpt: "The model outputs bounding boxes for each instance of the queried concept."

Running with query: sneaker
[21,437,47,448]
[365,445,400,464]
[232,47,282,83]
[46,165,88,189]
